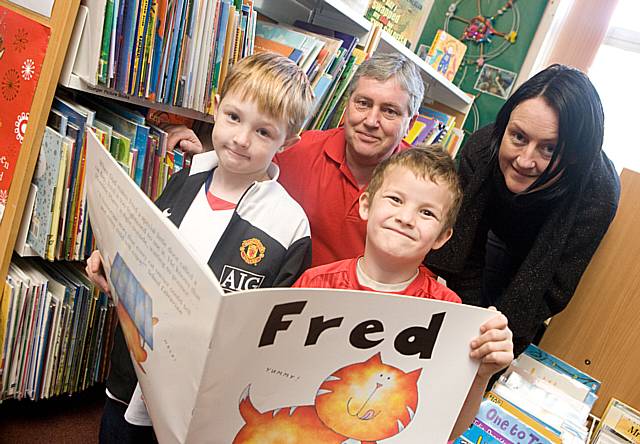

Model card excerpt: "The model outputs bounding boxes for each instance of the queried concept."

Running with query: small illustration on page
[110,253,158,372]
[233,353,421,443]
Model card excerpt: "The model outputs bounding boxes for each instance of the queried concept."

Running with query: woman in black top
[426,64,620,356]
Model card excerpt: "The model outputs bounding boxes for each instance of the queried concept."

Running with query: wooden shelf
[60,74,215,123]
[0,0,82,285]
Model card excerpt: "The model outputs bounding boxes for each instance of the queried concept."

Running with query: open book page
[187,288,494,443]
[85,130,496,443]
[85,130,224,442]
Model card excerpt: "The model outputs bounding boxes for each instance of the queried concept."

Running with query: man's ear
[358,192,371,221]
[432,227,453,251]
[405,113,419,137]
[212,94,221,121]
[281,134,301,151]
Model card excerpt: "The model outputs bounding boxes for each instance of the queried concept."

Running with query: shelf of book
[255,0,473,114]
[375,29,473,114]
[61,74,215,123]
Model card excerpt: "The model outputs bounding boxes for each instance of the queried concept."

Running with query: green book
[98,0,115,85]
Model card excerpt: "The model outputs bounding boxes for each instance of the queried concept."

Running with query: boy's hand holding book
[86,250,111,295]
[470,307,514,379]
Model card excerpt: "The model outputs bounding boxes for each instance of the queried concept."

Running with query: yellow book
[0,280,13,370]
[218,5,237,90]
[130,0,151,95]
[404,120,425,144]
[594,398,640,443]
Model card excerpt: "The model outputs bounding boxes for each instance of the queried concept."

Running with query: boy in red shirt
[294,146,514,440]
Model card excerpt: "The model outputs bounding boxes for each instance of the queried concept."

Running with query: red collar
[322,127,407,189]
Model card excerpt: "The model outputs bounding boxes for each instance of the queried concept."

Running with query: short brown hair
[365,144,463,231]
[219,52,314,136]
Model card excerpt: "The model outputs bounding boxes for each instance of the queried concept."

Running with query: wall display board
[418,0,547,134]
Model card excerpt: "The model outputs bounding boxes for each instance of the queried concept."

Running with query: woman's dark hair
[491,64,605,197]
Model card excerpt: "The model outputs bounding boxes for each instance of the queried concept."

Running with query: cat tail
[238,384,261,424]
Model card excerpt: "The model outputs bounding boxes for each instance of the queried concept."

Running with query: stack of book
[0,258,117,401]
[253,19,364,132]
[74,0,258,113]
[455,345,600,444]
[592,398,640,443]
[14,94,189,262]
[404,106,464,158]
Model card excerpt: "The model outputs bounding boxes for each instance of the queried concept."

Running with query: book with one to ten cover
[85,131,497,443]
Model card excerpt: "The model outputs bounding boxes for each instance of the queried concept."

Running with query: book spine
[99,0,116,85]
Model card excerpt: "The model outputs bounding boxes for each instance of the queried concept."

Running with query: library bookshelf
[0,0,81,286]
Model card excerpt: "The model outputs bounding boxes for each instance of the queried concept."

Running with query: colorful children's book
[27,128,64,259]
[593,398,640,444]
[364,0,432,50]
[426,30,467,82]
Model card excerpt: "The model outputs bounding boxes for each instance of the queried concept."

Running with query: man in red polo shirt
[165,53,423,266]
[275,53,422,266]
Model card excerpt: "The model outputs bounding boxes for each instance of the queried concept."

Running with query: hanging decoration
[444,0,519,69]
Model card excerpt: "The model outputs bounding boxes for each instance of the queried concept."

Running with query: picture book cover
[0,5,50,221]
[426,30,467,82]
[27,127,63,258]
[85,131,497,443]
[365,0,432,50]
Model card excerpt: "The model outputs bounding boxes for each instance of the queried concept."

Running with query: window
[589,0,640,172]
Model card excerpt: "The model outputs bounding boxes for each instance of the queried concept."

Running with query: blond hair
[219,52,314,136]
[365,144,463,231]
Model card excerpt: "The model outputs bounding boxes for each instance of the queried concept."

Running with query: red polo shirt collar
[322,128,409,189]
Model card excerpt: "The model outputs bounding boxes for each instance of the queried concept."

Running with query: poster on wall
[7,0,54,18]
[0,6,51,220]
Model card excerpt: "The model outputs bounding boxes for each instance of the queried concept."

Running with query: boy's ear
[281,134,301,151]
[212,94,221,120]
[358,192,371,221]
[431,227,453,251]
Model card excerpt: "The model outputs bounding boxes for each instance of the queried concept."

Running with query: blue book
[83,98,150,187]
[167,0,191,104]
[115,0,141,93]
[523,345,601,394]
[212,0,230,94]
[175,0,198,106]
[162,0,186,102]
[47,109,69,136]
[111,0,127,87]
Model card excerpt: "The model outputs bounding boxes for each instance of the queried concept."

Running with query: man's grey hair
[346,52,424,116]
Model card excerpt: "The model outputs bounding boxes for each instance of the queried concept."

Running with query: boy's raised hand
[469,307,514,379]
[85,250,111,295]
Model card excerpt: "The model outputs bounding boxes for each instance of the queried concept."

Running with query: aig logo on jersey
[240,238,265,266]
[220,265,265,292]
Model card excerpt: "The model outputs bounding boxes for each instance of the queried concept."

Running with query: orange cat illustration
[233,353,421,443]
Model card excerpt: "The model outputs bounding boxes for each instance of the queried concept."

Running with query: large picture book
[84,130,496,443]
